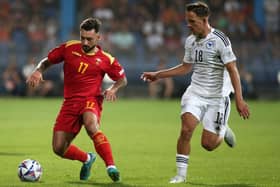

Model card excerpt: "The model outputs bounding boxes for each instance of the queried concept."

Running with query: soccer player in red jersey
[26,18,127,182]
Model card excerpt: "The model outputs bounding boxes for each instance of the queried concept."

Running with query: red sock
[91,131,114,166]
[63,144,88,163]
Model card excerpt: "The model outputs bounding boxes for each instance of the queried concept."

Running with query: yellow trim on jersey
[102,51,115,64]
[65,40,81,48]
[72,51,82,56]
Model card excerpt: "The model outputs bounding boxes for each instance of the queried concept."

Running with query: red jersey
[47,40,126,99]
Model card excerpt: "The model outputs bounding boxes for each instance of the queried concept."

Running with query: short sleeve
[47,44,65,64]
[105,59,126,81]
[183,36,194,64]
[219,38,236,64]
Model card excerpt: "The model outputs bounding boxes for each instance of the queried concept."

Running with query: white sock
[84,153,91,163]
[176,154,189,178]
[107,165,116,170]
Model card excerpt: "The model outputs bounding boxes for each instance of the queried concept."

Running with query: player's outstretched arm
[140,71,158,82]
[26,57,53,88]
[141,63,192,82]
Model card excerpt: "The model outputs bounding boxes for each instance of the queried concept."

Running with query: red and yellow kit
[48,40,126,133]
[48,40,125,99]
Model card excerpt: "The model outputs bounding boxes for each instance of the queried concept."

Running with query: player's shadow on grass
[67,181,134,187]
[0,152,26,156]
[188,182,256,187]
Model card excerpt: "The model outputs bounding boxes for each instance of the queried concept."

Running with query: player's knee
[179,127,193,141]
[201,142,215,151]
[180,114,197,141]
[201,138,219,151]
[52,145,64,157]
[83,114,99,136]
[85,124,99,137]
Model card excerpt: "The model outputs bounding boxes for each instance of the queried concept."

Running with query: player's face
[80,29,100,53]
[185,11,205,37]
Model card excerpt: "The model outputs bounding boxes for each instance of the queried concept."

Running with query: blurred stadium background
[0,0,279,99]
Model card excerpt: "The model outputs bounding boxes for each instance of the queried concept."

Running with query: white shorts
[181,90,231,137]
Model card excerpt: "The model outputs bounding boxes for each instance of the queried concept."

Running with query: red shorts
[53,96,103,134]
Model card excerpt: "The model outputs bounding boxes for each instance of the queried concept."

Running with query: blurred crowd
[0,0,279,98]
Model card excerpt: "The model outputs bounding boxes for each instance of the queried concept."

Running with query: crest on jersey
[206,40,215,49]
[95,58,101,65]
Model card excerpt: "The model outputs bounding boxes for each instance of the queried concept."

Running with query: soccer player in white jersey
[141,1,250,184]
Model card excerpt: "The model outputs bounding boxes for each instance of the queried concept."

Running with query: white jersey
[183,28,236,97]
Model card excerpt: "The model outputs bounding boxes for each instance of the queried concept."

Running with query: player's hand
[26,70,44,88]
[236,100,250,119]
[141,72,158,82]
[103,89,117,102]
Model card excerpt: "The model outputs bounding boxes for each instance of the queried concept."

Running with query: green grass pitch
[0,98,279,187]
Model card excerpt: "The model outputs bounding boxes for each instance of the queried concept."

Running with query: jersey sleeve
[47,43,65,64]
[218,38,236,64]
[101,52,126,81]
[106,59,125,81]
[183,36,194,64]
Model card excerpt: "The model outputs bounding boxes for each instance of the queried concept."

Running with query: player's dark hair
[186,1,210,17]
[80,18,102,33]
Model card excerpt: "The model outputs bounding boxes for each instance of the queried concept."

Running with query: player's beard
[193,30,204,40]
[82,45,95,53]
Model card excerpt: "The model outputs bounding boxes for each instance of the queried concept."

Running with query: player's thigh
[180,92,203,136]
[181,90,205,123]
[54,99,84,134]
[82,97,103,135]
[83,111,99,136]
[181,112,199,133]
[202,96,230,137]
